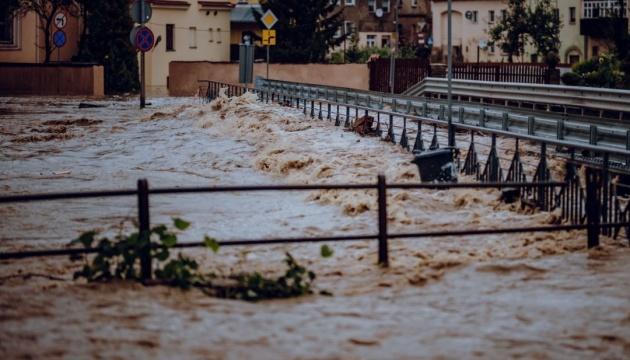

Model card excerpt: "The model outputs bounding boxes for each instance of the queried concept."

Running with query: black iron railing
[1,174,629,280]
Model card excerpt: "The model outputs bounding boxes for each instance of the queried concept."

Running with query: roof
[230,4,263,23]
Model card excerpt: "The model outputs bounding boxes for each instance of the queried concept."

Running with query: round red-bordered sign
[135,26,155,52]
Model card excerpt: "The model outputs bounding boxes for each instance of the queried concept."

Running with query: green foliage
[488,0,561,65]
[488,0,529,62]
[527,0,561,66]
[320,244,334,258]
[562,54,625,88]
[255,0,347,63]
[74,0,139,94]
[214,253,317,301]
[203,236,220,253]
[69,219,329,301]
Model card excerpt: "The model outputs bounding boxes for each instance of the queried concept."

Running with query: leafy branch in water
[69,219,333,300]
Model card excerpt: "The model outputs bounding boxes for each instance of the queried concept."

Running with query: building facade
[580,0,629,59]
[334,0,430,50]
[0,7,82,63]
[430,0,590,64]
[144,0,233,95]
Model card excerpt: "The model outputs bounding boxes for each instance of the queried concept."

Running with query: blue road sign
[53,30,66,48]
[135,26,155,52]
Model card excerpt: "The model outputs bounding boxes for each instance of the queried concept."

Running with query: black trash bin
[411,148,457,183]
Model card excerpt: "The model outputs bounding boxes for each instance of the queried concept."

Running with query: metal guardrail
[405,77,630,119]
[256,78,630,156]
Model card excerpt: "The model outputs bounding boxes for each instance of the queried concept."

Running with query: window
[366,34,376,48]
[216,27,222,43]
[344,0,355,5]
[569,54,580,64]
[381,35,390,47]
[472,10,478,23]
[489,44,495,53]
[530,54,538,63]
[208,28,214,42]
[166,24,175,51]
[489,10,495,23]
[383,0,390,13]
[501,9,507,20]
[553,8,559,21]
[189,27,197,49]
[592,46,599,57]
[368,0,375,12]
[344,21,354,35]
[0,11,18,48]
[569,7,576,24]
[412,0,418,7]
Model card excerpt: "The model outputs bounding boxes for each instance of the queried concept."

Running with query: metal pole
[447,0,455,147]
[377,174,389,267]
[389,2,399,94]
[585,168,600,248]
[137,179,152,280]
[140,0,146,109]
[266,45,270,97]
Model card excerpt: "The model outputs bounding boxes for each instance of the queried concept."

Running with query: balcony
[580,0,628,37]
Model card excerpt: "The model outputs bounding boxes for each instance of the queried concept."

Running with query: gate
[368,58,431,94]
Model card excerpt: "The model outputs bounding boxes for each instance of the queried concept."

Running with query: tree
[74,0,139,93]
[16,0,80,63]
[488,0,529,62]
[255,0,348,63]
[527,0,561,66]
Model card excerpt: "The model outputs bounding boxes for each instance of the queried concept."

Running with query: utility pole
[140,0,146,109]
[389,1,399,94]
[447,0,455,147]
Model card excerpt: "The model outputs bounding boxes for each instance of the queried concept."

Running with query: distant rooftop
[231,4,262,23]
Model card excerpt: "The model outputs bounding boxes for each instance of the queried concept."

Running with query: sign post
[140,0,146,109]
[53,12,67,63]
[261,10,278,96]
[130,0,153,108]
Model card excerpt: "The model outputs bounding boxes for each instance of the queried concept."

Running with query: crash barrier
[404,77,630,120]
[200,80,630,233]
[1,173,628,280]
[254,78,630,154]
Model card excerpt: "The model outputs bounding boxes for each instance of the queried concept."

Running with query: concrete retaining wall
[169,61,369,96]
[0,63,104,97]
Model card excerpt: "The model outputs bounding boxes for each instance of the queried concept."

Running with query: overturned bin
[411,148,457,183]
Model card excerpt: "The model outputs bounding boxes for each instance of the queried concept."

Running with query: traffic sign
[262,29,276,46]
[261,9,278,29]
[130,0,152,23]
[54,12,67,29]
[479,39,488,49]
[53,30,66,48]
[135,26,155,52]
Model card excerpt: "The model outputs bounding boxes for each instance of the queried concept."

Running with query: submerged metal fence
[2,174,628,281]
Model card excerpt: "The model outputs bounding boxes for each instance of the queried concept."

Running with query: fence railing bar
[388,222,630,239]
[0,190,138,203]
[0,182,569,204]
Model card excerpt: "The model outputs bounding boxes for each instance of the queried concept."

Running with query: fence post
[585,168,600,248]
[137,179,152,281]
[377,175,389,267]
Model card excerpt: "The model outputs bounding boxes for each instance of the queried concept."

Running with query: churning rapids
[1,94,629,359]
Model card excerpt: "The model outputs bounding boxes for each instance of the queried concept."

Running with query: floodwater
[1,94,628,359]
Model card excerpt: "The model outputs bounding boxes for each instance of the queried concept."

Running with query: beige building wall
[431,0,585,64]
[0,10,82,63]
[144,1,232,95]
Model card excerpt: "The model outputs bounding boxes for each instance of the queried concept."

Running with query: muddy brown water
[1,95,629,359]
